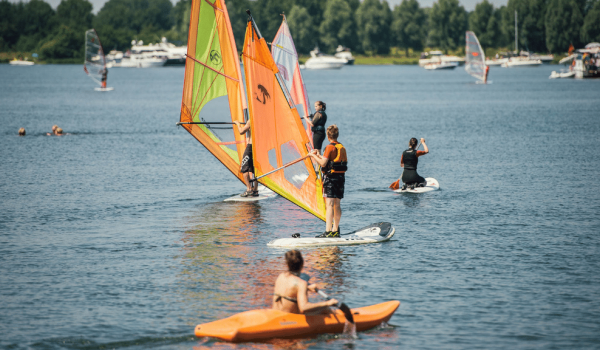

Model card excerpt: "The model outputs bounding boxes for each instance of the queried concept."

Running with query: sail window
[281,140,309,189]
[268,148,278,170]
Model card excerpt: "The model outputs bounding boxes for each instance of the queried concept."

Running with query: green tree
[469,0,502,48]
[546,0,584,52]
[356,0,392,54]
[428,0,467,52]
[391,0,427,56]
[287,5,316,54]
[38,24,81,59]
[319,0,357,52]
[581,0,600,43]
[56,0,93,30]
[0,0,19,50]
[503,0,547,52]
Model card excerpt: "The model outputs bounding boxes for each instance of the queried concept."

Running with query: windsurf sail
[271,15,313,145]
[180,0,248,182]
[84,29,106,86]
[465,31,487,83]
[242,12,325,221]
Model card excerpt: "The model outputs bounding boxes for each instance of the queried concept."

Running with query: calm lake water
[1,63,599,350]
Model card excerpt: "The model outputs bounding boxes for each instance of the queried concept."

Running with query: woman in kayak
[401,137,429,189]
[273,250,338,314]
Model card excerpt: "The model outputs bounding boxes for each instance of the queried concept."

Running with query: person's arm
[420,138,429,154]
[400,154,404,168]
[305,113,314,127]
[308,149,329,168]
[311,112,322,127]
[233,121,250,135]
[297,280,337,314]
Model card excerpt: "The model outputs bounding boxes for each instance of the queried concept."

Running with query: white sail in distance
[84,29,106,86]
[465,31,487,83]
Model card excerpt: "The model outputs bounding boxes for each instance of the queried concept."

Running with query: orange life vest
[324,142,348,174]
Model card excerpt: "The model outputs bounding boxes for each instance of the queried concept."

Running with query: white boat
[119,40,167,68]
[304,47,347,69]
[9,59,34,66]
[334,45,355,65]
[424,62,457,70]
[549,69,575,79]
[485,58,508,66]
[553,44,600,79]
[419,51,464,67]
[501,57,543,67]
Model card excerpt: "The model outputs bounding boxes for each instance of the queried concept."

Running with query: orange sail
[180,0,248,182]
[242,14,325,221]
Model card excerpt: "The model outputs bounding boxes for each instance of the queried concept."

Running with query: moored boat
[304,47,347,69]
[195,300,400,342]
[9,58,34,66]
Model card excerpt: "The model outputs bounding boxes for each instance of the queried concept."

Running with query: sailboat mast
[514,10,518,54]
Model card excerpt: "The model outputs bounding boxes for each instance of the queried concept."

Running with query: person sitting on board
[308,125,347,238]
[401,138,429,190]
[273,250,338,314]
[101,67,108,89]
[305,101,327,154]
[18,127,26,136]
[234,120,258,197]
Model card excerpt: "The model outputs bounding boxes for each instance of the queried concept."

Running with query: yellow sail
[242,14,325,221]
[180,0,248,182]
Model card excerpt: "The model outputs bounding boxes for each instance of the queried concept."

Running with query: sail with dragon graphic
[271,15,313,145]
[84,29,110,89]
[465,31,489,83]
[179,0,249,182]
[243,12,326,220]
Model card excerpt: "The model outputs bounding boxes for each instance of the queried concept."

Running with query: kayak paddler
[272,250,338,314]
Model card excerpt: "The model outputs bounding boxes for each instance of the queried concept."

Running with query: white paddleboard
[224,185,278,202]
[393,177,440,194]
[267,222,395,248]
[95,87,114,92]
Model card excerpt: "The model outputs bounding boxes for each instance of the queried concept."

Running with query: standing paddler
[308,125,347,238]
[234,120,258,197]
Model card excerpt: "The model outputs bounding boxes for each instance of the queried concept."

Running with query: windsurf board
[224,185,278,202]
[393,177,439,194]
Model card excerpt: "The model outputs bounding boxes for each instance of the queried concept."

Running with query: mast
[514,10,518,54]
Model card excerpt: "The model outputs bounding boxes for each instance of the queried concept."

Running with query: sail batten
[243,15,325,220]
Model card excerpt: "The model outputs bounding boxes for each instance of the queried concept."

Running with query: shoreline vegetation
[1,0,597,66]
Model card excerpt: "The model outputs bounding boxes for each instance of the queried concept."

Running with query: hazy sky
[21,0,509,13]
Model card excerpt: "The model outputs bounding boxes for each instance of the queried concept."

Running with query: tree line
[1,0,600,60]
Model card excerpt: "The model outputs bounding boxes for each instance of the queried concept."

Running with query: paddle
[315,289,355,324]
[389,140,422,189]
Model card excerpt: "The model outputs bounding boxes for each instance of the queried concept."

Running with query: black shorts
[402,169,425,185]
[322,173,345,199]
[241,144,254,173]
[313,131,326,152]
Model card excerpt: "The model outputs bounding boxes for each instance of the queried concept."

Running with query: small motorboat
[424,62,457,70]
[304,47,347,69]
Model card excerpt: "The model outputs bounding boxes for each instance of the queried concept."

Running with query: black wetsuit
[310,110,327,152]
[401,149,426,185]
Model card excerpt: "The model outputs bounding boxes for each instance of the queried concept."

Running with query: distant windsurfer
[306,101,327,154]
[101,67,108,89]
[401,138,429,190]
[308,125,347,238]
[234,120,258,197]
[484,66,490,83]
[273,250,338,314]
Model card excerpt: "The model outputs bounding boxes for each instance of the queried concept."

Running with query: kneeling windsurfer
[308,125,347,238]
[273,250,338,314]
[401,137,428,190]
[234,120,258,197]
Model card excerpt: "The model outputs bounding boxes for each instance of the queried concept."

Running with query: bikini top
[274,294,298,304]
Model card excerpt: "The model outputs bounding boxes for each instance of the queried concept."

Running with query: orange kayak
[195,300,400,342]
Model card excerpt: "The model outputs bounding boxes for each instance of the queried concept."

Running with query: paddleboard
[195,300,400,342]
[393,177,439,194]
[267,222,395,248]
[94,87,114,92]
[224,185,278,202]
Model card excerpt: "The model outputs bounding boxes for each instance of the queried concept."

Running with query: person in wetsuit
[306,101,327,154]
[272,250,338,314]
[401,137,429,189]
